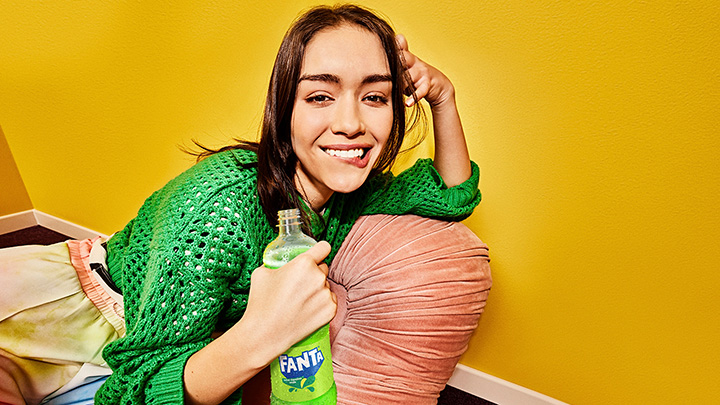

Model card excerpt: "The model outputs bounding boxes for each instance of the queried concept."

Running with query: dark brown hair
[189,4,424,230]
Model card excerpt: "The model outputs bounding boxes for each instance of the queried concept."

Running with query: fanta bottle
[263,208,337,404]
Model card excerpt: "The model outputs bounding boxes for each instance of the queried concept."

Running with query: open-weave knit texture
[97,148,480,404]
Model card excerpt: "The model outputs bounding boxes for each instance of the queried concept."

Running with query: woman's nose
[331,98,365,137]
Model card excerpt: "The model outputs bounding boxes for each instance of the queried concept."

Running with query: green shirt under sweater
[96,149,481,404]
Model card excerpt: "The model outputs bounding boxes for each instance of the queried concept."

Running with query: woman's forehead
[301,24,390,79]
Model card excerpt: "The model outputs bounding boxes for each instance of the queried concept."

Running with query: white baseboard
[448,364,568,405]
[33,210,107,239]
[0,210,37,234]
[1,210,563,404]
[0,209,107,239]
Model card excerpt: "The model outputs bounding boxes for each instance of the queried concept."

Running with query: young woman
[0,4,480,405]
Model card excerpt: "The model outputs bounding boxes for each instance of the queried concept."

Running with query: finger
[303,240,331,264]
[400,49,416,70]
[406,79,429,107]
[318,262,329,277]
[415,77,430,99]
[395,34,408,52]
[400,51,419,97]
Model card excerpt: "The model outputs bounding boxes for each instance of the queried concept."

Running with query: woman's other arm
[397,34,472,188]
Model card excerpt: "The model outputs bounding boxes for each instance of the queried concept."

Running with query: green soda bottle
[263,208,337,405]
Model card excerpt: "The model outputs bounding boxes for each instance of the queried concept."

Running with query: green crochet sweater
[96,149,480,404]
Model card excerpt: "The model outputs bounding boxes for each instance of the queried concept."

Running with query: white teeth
[325,148,364,158]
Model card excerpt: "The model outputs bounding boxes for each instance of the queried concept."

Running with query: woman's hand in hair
[396,34,455,109]
[397,34,472,187]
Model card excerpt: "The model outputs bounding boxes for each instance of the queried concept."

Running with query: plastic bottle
[263,208,337,405]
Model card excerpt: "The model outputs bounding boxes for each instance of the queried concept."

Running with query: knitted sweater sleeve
[359,158,482,220]
[97,155,259,404]
[98,244,227,404]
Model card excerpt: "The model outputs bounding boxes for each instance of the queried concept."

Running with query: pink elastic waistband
[67,238,126,337]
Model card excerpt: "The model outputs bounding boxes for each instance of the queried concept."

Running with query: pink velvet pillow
[328,214,492,404]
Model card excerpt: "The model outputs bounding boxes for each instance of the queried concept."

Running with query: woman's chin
[328,177,369,194]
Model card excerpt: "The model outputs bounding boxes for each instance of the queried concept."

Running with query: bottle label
[270,332,334,402]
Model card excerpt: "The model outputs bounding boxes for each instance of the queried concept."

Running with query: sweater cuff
[146,349,198,404]
[429,160,482,208]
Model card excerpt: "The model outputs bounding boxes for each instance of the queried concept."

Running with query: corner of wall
[0,125,34,216]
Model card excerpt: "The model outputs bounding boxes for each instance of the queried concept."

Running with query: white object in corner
[0,209,107,239]
[447,364,569,405]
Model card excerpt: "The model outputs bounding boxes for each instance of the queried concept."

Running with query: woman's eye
[306,95,332,104]
[364,95,389,104]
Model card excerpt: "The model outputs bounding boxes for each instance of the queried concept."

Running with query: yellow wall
[0,126,33,216]
[1,1,718,403]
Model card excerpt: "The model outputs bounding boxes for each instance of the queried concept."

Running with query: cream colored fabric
[0,241,122,405]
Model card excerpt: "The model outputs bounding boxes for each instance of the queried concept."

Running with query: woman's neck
[294,173,333,211]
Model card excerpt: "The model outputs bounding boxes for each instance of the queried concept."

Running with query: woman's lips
[322,146,371,168]
[324,148,364,158]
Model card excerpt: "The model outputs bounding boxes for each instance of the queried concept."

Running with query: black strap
[90,242,122,295]
[90,263,122,295]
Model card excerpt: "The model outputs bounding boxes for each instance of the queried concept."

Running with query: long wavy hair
[189,4,424,230]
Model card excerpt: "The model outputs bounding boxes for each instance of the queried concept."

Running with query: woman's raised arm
[397,34,472,188]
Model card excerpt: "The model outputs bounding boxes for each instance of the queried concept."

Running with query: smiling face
[291,24,394,209]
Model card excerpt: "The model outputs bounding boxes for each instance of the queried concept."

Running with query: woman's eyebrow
[362,74,392,84]
[297,73,392,85]
[298,73,340,84]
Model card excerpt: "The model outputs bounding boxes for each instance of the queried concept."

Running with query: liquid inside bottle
[263,208,337,405]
